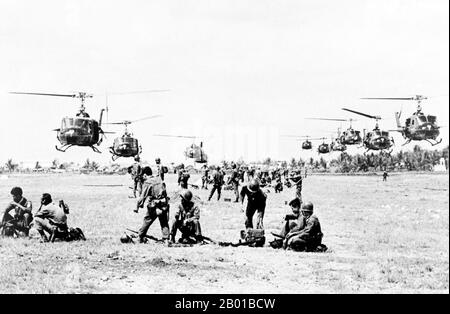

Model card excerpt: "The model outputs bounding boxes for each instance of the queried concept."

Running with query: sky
[0,0,448,166]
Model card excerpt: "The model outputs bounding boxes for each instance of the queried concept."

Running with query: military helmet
[142,166,152,176]
[120,233,133,244]
[134,156,141,162]
[155,157,161,164]
[10,187,23,197]
[180,190,193,202]
[248,179,260,193]
[302,201,314,213]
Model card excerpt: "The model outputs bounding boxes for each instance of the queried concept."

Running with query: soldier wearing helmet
[170,190,203,244]
[1,187,33,237]
[207,166,224,201]
[134,166,170,244]
[240,179,267,229]
[227,163,240,202]
[155,157,166,181]
[130,156,144,198]
[282,201,323,252]
[289,170,303,205]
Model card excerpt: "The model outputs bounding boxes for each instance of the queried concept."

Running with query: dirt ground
[0,172,448,294]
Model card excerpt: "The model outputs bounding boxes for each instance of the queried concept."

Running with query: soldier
[283,202,323,252]
[134,166,170,245]
[130,156,144,198]
[34,193,67,242]
[289,170,303,205]
[228,163,240,202]
[1,187,33,236]
[208,166,224,201]
[170,190,203,244]
[155,157,165,181]
[240,179,267,229]
[178,169,191,189]
[383,171,389,182]
[201,165,210,190]
[274,176,283,193]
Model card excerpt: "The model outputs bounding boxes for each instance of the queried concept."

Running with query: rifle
[218,238,263,247]
[126,228,164,243]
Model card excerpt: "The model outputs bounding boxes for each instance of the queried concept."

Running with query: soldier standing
[179,169,191,189]
[240,179,267,229]
[289,170,303,205]
[228,163,240,202]
[1,187,33,236]
[201,165,210,190]
[170,190,203,243]
[134,167,170,245]
[130,156,144,198]
[155,157,165,181]
[383,171,389,182]
[208,166,224,201]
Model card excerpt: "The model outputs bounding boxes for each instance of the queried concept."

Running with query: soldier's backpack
[240,228,265,247]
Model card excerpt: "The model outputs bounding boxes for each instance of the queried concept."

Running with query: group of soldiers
[1,187,84,242]
[127,158,325,252]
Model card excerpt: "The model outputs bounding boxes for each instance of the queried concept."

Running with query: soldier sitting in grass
[269,198,301,248]
[34,193,67,242]
[282,202,325,252]
[170,190,203,244]
[1,187,33,237]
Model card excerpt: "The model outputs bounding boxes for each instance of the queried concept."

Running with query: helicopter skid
[402,139,412,146]
[55,144,73,152]
[426,138,442,146]
[91,145,102,153]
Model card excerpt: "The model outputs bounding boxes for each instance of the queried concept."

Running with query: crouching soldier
[170,190,203,244]
[240,179,267,230]
[135,166,170,245]
[34,193,67,242]
[283,201,324,252]
[269,198,301,249]
[1,187,33,237]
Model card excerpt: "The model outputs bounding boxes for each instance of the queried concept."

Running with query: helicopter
[154,134,208,163]
[281,135,324,150]
[361,95,442,146]
[317,138,331,154]
[330,130,347,152]
[342,108,394,153]
[10,91,110,153]
[106,115,162,161]
[306,117,362,145]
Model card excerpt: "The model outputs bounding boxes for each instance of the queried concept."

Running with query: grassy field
[0,172,448,294]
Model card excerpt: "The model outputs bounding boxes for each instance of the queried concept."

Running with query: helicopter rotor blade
[130,115,163,123]
[306,118,348,122]
[10,92,77,98]
[342,108,380,120]
[153,134,196,139]
[360,97,414,101]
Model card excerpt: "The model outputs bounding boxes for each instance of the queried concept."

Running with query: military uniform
[2,197,33,234]
[240,185,266,229]
[274,178,283,193]
[137,177,170,241]
[285,214,323,251]
[131,161,144,197]
[156,164,165,181]
[201,168,210,189]
[290,173,303,204]
[208,170,224,201]
[229,169,240,202]
[34,203,67,236]
[170,203,202,242]
[178,171,191,189]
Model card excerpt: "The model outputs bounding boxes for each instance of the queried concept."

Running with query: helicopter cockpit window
[381,131,388,137]
[418,115,428,123]
[427,116,436,124]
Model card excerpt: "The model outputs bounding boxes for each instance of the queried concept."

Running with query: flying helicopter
[361,95,442,146]
[10,91,111,153]
[342,108,394,153]
[281,135,324,150]
[105,115,162,161]
[317,137,331,154]
[306,117,362,145]
[153,134,208,163]
[330,130,347,152]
